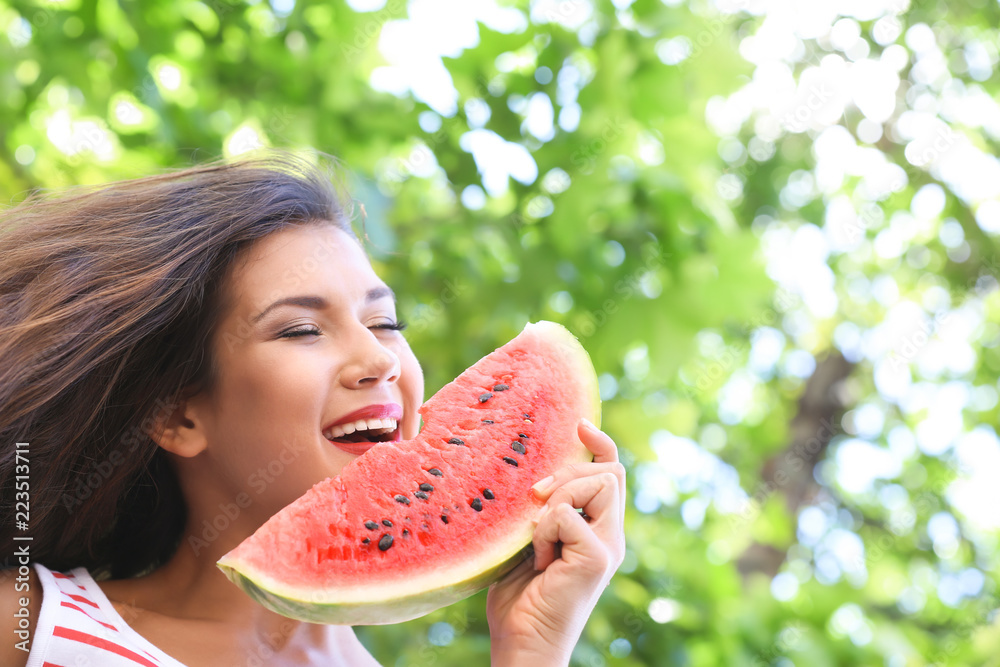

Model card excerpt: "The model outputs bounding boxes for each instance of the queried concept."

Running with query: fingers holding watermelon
[530,469,624,577]
[486,423,627,665]
[532,419,627,528]
[578,418,618,463]
[529,421,626,578]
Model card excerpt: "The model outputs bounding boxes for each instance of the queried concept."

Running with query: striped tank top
[27,562,187,667]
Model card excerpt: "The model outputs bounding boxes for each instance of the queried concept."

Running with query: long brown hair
[0,151,354,579]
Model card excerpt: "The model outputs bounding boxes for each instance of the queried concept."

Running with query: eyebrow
[251,287,396,324]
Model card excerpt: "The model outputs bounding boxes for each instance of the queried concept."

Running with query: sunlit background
[2,0,999,664]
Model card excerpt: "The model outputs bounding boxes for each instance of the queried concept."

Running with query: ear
[149,392,210,458]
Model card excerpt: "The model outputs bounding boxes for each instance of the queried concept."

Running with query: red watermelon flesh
[217,321,600,625]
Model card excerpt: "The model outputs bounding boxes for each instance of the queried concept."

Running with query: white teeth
[325,417,398,440]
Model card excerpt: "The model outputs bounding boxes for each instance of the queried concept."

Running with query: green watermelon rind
[217,539,534,626]
[216,320,600,625]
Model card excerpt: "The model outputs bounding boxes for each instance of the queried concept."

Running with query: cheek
[398,344,424,436]
[404,353,424,399]
[210,354,321,435]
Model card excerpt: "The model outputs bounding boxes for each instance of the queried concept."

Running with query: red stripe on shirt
[64,592,101,609]
[52,626,160,667]
[51,571,87,592]
[61,600,119,631]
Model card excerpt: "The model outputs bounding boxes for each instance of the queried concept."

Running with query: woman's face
[184,223,424,517]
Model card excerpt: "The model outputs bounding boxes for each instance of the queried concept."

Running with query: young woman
[0,152,626,666]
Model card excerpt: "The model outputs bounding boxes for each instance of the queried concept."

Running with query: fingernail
[532,475,555,494]
[580,417,599,432]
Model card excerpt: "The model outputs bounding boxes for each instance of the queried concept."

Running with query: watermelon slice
[217,321,600,625]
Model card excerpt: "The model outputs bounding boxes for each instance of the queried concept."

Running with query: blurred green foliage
[2,0,999,665]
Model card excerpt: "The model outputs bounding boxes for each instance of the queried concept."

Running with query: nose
[339,326,401,389]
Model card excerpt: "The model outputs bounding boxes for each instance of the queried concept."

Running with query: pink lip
[327,403,403,429]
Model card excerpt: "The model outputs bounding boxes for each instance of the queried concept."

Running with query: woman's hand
[486,418,626,666]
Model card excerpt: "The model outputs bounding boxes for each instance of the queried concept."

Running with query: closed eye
[370,320,407,332]
[279,321,405,339]
[279,326,321,338]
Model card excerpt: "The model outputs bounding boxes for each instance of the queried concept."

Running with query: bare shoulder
[0,565,42,667]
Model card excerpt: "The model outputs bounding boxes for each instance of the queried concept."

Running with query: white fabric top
[26,561,188,667]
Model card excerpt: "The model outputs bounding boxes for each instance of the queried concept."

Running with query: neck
[109,460,298,636]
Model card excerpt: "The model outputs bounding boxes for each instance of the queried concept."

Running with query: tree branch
[736,350,855,580]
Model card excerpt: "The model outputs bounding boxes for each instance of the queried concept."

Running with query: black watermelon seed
[428,468,443,477]
[483,488,495,500]
[394,494,411,505]
[523,413,531,419]
[479,392,493,403]
[419,483,434,492]
[502,456,519,467]
[382,519,393,527]
[415,491,429,500]
[403,528,410,536]
[441,514,449,524]
[493,383,509,391]
[511,441,527,455]
[481,419,494,424]
[362,537,371,545]
[448,437,465,445]
[364,520,378,530]
[470,497,483,511]
[518,433,529,438]
[378,534,393,551]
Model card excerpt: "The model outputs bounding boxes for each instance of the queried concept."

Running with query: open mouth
[324,418,399,446]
